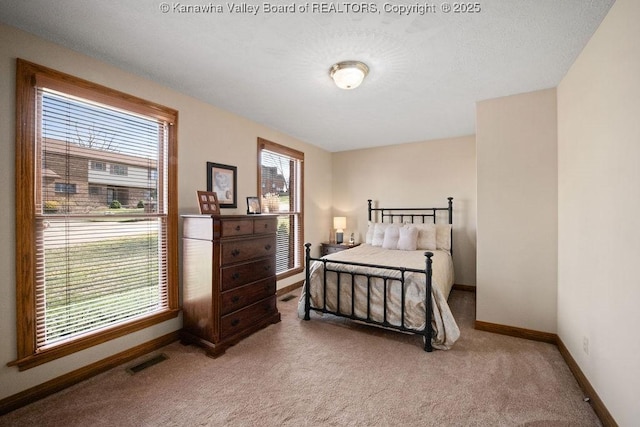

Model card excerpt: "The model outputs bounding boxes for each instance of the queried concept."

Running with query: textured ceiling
[0,0,614,152]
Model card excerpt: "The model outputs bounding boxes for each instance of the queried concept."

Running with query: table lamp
[333,216,346,244]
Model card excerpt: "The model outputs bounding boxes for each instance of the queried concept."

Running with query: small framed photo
[197,191,220,215]
[247,196,261,214]
[206,162,237,208]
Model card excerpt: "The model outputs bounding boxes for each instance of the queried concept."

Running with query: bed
[298,198,460,351]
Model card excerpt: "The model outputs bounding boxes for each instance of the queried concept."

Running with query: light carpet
[0,290,601,426]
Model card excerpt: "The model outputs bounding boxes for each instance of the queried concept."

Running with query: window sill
[9,308,180,371]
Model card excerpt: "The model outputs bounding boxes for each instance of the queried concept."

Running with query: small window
[90,161,106,171]
[110,164,128,176]
[257,138,304,278]
[54,182,77,194]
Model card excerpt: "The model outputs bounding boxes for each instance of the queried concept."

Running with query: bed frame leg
[424,251,434,352]
[304,243,311,321]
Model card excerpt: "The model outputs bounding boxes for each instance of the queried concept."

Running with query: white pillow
[397,225,419,251]
[371,223,390,246]
[382,224,400,249]
[365,221,375,244]
[412,223,436,250]
[436,223,452,251]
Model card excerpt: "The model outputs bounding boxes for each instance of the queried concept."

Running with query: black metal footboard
[303,243,435,352]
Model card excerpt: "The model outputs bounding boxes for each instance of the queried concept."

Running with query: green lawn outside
[42,233,163,344]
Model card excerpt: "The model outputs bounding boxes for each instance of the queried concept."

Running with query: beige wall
[557,0,640,423]
[4,1,637,422]
[476,88,558,333]
[332,136,477,286]
[0,24,332,400]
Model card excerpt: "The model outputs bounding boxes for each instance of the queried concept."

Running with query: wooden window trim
[11,59,180,371]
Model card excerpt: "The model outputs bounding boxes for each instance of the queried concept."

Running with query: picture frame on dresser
[206,162,237,208]
[196,190,220,214]
[247,196,261,214]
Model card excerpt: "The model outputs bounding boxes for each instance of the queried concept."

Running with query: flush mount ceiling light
[329,61,369,90]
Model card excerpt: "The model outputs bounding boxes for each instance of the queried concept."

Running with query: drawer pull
[231,249,240,257]
[232,272,241,280]
[231,319,240,327]
[264,223,268,229]
[231,296,240,303]
[235,225,241,231]
[264,265,271,271]
[264,244,271,250]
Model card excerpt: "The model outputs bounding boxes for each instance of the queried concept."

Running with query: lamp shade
[333,216,347,231]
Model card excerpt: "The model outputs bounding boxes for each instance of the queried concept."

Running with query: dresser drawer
[220,257,275,291]
[220,219,254,237]
[220,278,275,316]
[221,235,276,265]
[254,218,277,234]
[220,295,277,340]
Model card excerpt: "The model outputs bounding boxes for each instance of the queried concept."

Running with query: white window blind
[259,144,303,275]
[36,88,169,349]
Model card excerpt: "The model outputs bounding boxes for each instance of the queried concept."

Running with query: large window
[257,138,304,278]
[13,59,179,370]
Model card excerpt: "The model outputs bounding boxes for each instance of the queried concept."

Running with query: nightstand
[320,242,361,256]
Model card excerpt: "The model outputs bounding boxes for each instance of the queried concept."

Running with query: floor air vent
[126,353,168,374]
[280,294,296,302]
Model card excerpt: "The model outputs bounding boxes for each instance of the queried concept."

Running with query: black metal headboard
[368,197,453,224]
[367,197,454,253]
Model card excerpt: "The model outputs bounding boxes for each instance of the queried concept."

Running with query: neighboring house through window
[12,59,179,370]
[257,138,304,278]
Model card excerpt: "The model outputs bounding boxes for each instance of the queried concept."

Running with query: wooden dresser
[181,214,281,357]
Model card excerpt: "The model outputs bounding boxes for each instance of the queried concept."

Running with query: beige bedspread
[298,244,460,350]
